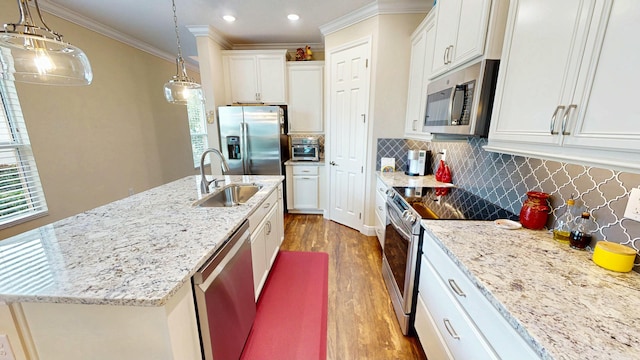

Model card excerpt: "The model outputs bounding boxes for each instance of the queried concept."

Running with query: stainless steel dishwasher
[193,220,256,360]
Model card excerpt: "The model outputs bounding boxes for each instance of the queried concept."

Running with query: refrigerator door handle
[241,122,249,174]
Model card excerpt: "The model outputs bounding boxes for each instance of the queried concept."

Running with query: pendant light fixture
[0,0,92,85]
[164,0,202,105]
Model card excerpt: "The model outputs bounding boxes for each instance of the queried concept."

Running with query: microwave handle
[447,85,457,124]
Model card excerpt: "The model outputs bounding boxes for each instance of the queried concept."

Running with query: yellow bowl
[592,241,637,273]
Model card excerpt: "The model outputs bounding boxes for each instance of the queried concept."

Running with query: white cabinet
[249,187,284,300]
[373,177,387,247]
[486,0,640,173]
[430,0,492,77]
[287,62,324,133]
[222,50,287,104]
[404,12,435,141]
[415,230,540,360]
[286,164,324,214]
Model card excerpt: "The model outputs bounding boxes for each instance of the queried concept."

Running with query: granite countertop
[422,220,640,360]
[0,175,283,307]
[376,171,455,188]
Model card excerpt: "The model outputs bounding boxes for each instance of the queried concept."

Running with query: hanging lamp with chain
[0,0,93,85]
[163,0,202,105]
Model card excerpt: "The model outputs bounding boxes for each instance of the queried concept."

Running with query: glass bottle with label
[569,212,597,250]
[553,197,576,244]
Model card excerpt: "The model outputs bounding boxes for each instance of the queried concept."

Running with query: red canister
[519,191,550,230]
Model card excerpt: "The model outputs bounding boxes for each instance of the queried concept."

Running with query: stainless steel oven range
[382,186,517,335]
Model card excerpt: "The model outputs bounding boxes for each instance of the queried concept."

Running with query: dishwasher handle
[193,219,250,286]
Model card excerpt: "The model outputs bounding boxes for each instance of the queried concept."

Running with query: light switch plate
[0,334,15,360]
[624,188,640,222]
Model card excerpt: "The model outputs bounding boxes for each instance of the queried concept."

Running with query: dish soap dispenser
[569,211,596,250]
[553,196,576,244]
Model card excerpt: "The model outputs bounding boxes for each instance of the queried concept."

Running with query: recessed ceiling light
[287,14,300,21]
[223,15,236,22]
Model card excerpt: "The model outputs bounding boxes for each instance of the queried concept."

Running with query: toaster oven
[291,137,319,161]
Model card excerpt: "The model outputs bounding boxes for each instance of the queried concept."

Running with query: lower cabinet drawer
[420,254,498,360]
[423,232,540,359]
[415,295,453,360]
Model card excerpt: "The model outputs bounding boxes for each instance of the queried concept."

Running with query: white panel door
[329,41,370,230]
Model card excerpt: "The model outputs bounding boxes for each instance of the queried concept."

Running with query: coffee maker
[405,150,430,176]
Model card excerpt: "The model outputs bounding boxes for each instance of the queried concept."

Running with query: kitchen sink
[195,183,263,207]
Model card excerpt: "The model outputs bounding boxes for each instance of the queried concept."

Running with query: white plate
[494,219,522,230]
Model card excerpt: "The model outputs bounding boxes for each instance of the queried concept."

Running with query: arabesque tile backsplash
[377,137,640,259]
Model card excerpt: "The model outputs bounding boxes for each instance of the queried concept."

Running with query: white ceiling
[31,0,430,66]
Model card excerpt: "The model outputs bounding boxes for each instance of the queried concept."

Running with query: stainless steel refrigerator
[217,105,289,175]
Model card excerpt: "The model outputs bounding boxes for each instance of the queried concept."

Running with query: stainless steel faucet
[200,148,230,194]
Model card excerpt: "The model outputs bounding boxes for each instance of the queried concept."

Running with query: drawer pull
[443,319,460,340]
[263,202,271,209]
[379,187,385,192]
[377,206,383,211]
[448,279,466,297]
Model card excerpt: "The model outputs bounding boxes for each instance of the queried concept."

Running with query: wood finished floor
[281,214,427,360]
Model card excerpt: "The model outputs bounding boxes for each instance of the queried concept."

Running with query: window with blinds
[187,95,209,167]
[0,80,48,229]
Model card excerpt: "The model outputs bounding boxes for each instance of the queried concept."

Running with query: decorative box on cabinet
[287,61,324,133]
[415,229,540,360]
[404,11,435,141]
[222,50,287,104]
[486,0,640,173]
[429,0,507,79]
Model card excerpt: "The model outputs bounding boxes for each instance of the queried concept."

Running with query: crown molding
[186,25,233,50]
[320,0,432,36]
[37,0,200,72]
[231,43,324,51]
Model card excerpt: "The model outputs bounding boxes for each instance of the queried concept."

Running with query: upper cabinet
[486,0,640,173]
[287,61,324,133]
[430,0,492,77]
[404,12,435,140]
[222,50,287,104]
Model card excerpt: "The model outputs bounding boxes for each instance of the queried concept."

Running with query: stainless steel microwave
[423,60,499,137]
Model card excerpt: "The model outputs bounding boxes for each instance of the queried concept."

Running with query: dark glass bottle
[569,212,596,250]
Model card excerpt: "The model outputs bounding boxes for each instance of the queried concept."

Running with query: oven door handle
[387,208,412,241]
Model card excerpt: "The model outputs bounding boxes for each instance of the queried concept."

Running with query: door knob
[330,161,337,166]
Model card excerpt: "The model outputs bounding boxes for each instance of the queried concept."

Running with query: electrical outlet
[623,188,640,222]
[0,334,16,360]
[440,149,447,162]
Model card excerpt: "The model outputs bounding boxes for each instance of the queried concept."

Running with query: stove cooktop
[392,186,517,221]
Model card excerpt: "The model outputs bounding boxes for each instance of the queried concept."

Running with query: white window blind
[187,95,209,167]
[0,78,48,229]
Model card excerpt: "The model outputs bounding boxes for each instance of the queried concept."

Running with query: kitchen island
[422,220,640,360]
[0,175,284,359]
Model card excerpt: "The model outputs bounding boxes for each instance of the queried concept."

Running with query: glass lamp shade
[0,33,93,86]
[164,79,202,105]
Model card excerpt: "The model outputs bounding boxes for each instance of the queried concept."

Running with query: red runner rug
[241,251,329,360]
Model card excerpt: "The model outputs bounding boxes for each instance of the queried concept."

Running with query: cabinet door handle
[330,161,337,166]
[443,47,449,65]
[447,45,454,64]
[562,104,577,135]
[266,221,272,235]
[550,105,565,135]
[443,319,460,340]
[412,119,418,131]
[448,279,466,297]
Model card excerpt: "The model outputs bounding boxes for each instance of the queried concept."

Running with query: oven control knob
[386,189,395,199]
[406,213,416,224]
